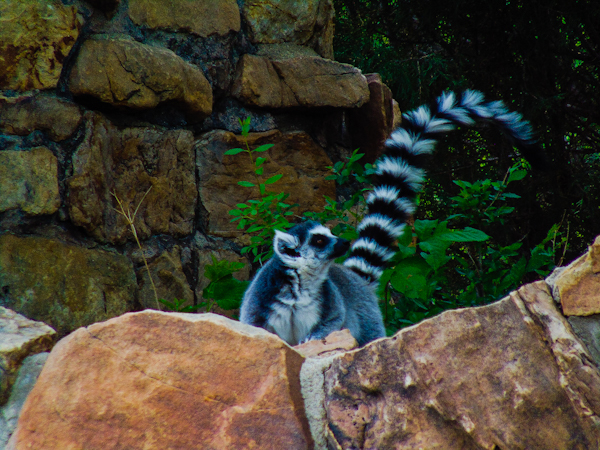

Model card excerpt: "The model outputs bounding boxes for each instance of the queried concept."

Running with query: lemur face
[273,221,350,272]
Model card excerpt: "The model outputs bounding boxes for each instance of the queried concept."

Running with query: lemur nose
[333,238,350,257]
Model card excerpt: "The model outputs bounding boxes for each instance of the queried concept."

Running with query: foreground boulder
[9,312,312,450]
[322,282,600,449]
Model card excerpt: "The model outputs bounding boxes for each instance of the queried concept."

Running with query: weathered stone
[0,94,82,141]
[555,235,600,316]
[0,0,82,90]
[196,129,335,238]
[10,311,313,449]
[0,234,136,336]
[324,282,600,449]
[129,0,240,37]
[347,73,395,162]
[68,35,212,120]
[256,43,320,59]
[67,112,197,244]
[295,329,358,359]
[0,147,60,216]
[1,352,48,448]
[0,308,55,405]
[243,0,334,58]
[138,246,194,311]
[568,315,600,368]
[232,54,369,109]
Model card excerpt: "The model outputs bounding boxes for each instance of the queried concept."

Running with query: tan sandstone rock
[555,235,600,316]
[0,234,136,336]
[196,129,335,238]
[67,112,197,244]
[0,147,60,216]
[137,246,194,311]
[231,54,369,109]
[0,94,83,142]
[295,329,358,359]
[324,282,600,449]
[0,308,55,405]
[10,311,313,449]
[243,0,334,59]
[0,0,83,90]
[128,0,240,37]
[68,35,212,120]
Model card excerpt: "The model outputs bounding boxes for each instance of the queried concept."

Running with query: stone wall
[0,0,395,336]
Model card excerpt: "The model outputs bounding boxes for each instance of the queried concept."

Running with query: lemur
[240,90,541,346]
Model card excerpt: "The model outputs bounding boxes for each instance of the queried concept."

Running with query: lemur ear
[274,230,300,258]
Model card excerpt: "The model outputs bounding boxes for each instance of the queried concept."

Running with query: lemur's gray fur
[240,90,541,346]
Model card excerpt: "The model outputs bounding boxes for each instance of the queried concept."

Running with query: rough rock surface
[0,94,83,142]
[0,308,55,405]
[0,0,83,90]
[10,311,313,450]
[196,129,335,238]
[68,35,212,120]
[347,73,395,162]
[324,282,600,449]
[295,329,358,359]
[0,352,48,448]
[67,112,197,244]
[137,246,194,311]
[555,235,600,316]
[0,147,60,216]
[128,0,240,37]
[243,0,334,59]
[0,234,136,336]
[231,54,369,109]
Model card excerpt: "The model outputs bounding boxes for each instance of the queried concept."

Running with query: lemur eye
[310,235,328,248]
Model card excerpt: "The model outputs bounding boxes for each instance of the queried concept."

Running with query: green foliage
[200,255,249,313]
[158,298,202,313]
[227,117,297,263]
[381,163,563,333]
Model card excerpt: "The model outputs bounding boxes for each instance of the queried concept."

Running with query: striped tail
[343,90,540,283]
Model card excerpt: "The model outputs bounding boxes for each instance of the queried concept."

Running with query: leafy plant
[381,163,563,333]
[227,117,297,263]
[158,298,202,313]
[201,255,249,313]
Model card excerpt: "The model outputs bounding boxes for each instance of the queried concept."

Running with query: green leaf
[265,174,283,184]
[255,157,267,167]
[238,181,255,187]
[507,169,527,183]
[253,144,274,153]
[224,148,245,156]
[436,227,490,243]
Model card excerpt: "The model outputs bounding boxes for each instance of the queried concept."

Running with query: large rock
[232,54,369,109]
[196,129,335,238]
[243,0,334,59]
[0,308,55,405]
[128,0,240,37]
[0,234,136,335]
[1,352,48,448]
[347,73,395,162]
[10,311,313,449]
[0,147,60,216]
[555,235,600,316]
[68,35,212,121]
[0,0,83,90]
[67,112,197,244]
[323,282,600,449]
[0,94,83,142]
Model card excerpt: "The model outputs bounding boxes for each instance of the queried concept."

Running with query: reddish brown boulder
[324,282,600,449]
[10,312,313,450]
[555,235,600,316]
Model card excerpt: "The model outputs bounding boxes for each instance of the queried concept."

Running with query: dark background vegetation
[334,0,600,264]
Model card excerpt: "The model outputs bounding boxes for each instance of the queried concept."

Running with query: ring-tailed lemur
[240,90,541,346]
